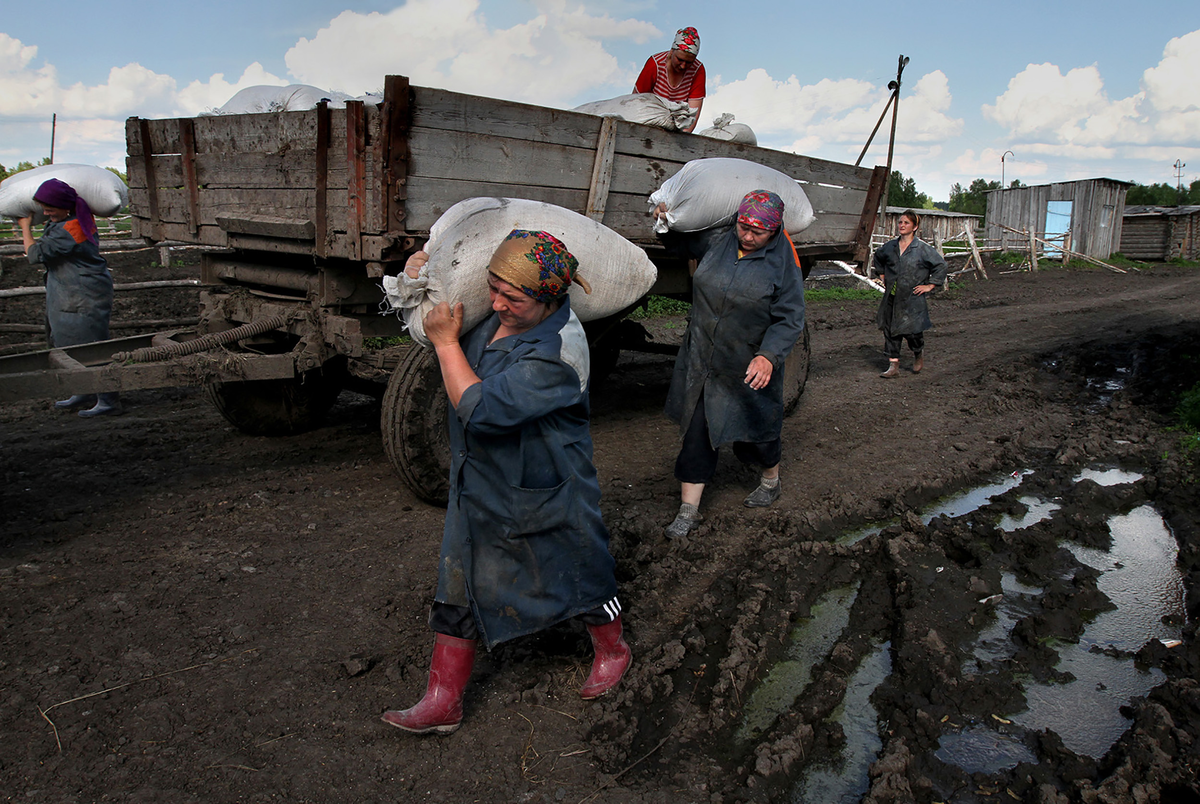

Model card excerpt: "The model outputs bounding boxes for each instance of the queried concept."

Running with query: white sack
[382,198,658,348]
[698,113,757,145]
[648,157,816,236]
[0,163,129,220]
[573,93,696,131]
[207,84,374,115]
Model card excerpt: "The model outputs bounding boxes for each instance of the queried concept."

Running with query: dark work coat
[435,297,618,650]
[663,225,806,447]
[26,217,113,348]
[873,236,949,336]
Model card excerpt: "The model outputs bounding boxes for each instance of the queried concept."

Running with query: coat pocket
[505,475,574,538]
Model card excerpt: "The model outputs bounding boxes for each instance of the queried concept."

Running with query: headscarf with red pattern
[488,229,592,304]
[736,190,785,233]
[673,27,700,56]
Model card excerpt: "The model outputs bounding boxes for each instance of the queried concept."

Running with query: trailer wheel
[782,323,811,416]
[382,346,450,506]
[206,359,346,436]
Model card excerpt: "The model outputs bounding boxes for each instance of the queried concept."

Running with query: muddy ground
[1,247,1199,804]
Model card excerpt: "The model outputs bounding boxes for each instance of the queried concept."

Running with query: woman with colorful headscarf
[634,26,705,132]
[17,178,121,417]
[653,190,806,538]
[381,230,630,735]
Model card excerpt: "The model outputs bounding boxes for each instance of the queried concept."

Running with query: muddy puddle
[740,461,1188,796]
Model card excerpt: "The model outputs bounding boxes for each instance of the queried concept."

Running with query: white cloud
[1142,29,1200,113]
[176,63,289,114]
[983,29,1200,157]
[283,0,658,105]
[703,68,961,164]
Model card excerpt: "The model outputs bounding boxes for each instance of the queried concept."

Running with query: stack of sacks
[573,93,696,131]
[382,197,658,347]
[0,164,128,224]
[648,158,816,236]
[697,113,757,145]
[206,84,380,115]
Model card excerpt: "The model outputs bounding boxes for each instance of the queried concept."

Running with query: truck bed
[126,76,885,266]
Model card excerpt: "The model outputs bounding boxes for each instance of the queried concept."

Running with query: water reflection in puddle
[1013,504,1184,757]
[738,584,859,742]
[998,496,1060,532]
[965,573,1044,670]
[1074,467,1143,486]
[934,726,1037,775]
[791,641,891,803]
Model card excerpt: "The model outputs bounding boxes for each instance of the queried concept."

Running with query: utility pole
[1174,159,1186,202]
[50,113,57,164]
[873,54,907,218]
[1002,151,1014,187]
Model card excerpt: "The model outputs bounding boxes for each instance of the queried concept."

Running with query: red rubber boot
[381,634,476,734]
[580,616,632,700]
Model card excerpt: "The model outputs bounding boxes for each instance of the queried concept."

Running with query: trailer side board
[126,78,882,262]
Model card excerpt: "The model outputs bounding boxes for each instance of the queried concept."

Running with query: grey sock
[760,476,780,489]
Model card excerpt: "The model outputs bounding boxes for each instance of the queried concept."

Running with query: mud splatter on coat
[26,218,113,347]
[873,237,949,336]
[435,297,617,650]
[663,225,806,447]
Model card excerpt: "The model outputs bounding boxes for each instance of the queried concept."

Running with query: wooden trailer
[4,75,886,502]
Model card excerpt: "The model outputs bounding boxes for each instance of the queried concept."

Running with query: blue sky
[3,0,1199,201]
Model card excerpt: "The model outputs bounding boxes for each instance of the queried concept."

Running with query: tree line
[888,170,1200,216]
[0,159,128,185]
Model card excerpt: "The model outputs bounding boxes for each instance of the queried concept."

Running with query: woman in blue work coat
[382,230,631,735]
[18,178,121,417]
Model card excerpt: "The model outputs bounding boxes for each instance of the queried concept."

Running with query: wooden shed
[984,178,1131,259]
[1119,205,1200,261]
[874,206,981,245]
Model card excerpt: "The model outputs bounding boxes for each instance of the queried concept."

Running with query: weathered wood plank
[127,151,347,191]
[410,86,605,150]
[217,215,316,239]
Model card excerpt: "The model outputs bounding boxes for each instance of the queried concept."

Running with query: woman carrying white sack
[381,230,630,735]
[654,190,806,539]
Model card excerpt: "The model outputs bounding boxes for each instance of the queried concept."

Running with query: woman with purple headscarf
[18,178,120,416]
[653,190,806,538]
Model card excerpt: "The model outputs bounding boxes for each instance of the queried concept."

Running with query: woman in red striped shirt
[634,27,705,133]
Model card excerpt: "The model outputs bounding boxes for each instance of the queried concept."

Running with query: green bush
[628,295,691,319]
[1177,379,1200,431]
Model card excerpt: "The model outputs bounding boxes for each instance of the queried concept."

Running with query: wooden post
[585,117,618,222]
[1061,231,1071,265]
[314,102,330,258]
[964,226,987,279]
[136,118,162,242]
[345,100,366,261]
[1029,228,1039,272]
[382,75,412,236]
[178,119,201,235]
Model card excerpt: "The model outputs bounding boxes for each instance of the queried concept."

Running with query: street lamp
[1002,151,1014,187]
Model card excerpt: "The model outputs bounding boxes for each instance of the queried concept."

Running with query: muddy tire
[782,323,811,416]
[206,359,346,436]
[381,346,450,506]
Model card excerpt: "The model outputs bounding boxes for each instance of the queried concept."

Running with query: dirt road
[2,255,1198,803]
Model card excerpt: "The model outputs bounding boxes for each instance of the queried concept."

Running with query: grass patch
[805,286,879,302]
[364,335,412,349]
[628,295,691,319]
[992,251,1027,266]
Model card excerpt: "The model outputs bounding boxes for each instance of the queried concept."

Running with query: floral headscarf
[736,190,785,232]
[488,229,591,304]
[673,27,700,56]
